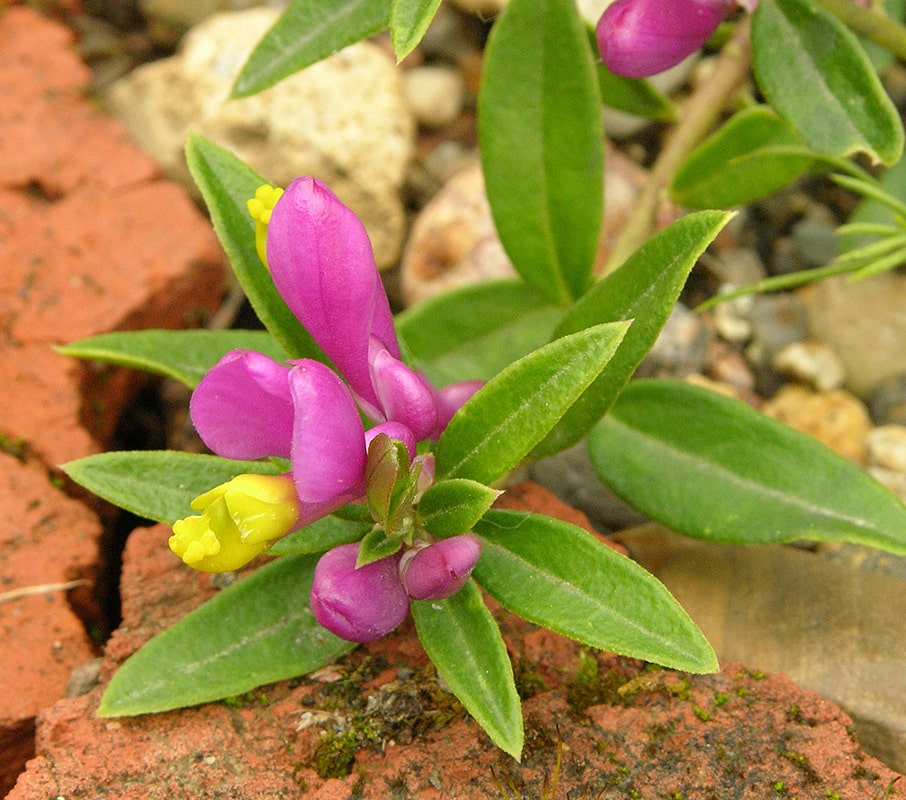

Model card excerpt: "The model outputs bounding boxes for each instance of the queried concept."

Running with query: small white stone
[865,425,906,473]
[773,341,846,391]
[402,66,465,129]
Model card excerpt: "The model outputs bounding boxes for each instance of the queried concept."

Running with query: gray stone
[869,373,906,426]
[619,524,906,773]
[104,8,414,268]
[638,302,711,378]
[745,292,809,366]
[790,210,840,268]
[803,271,906,397]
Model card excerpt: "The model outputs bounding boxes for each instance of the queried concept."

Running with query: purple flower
[596,0,737,78]
[399,534,482,601]
[310,543,410,642]
[265,177,480,439]
[191,350,415,524]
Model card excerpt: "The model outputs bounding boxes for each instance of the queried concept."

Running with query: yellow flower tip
[170,475,300,572]
[247,184,284,270]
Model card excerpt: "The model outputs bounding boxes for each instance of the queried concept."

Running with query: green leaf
[396,279,563,385]
[435,322,630,485]
[417,479,502,537]
[671,107,817,208]
[268,514,371,555]
[838,158,906,252]
[357,527,403,567]
[99,554,355,716]
[231,0,391,98]
[390,0,443,61]
[62,451,281,524]
[531,211,734,459]
[57,329,288,388]
[752,0,904,165]
[478,0,603,304]
[411,580,523,758]
[598,65,676,121]
[588,379,906,555]
[185,135,324,360]
[473,510,717,673]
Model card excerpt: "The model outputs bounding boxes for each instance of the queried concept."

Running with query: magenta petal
[190,350,293,460]
[432,380,484,437]
[400,535,482,601]
[369,343,437,441]
[596,0,732,78]
[310,544,409,642]
[365,422,417,461]
[267,178,400,409]
[288,360,367,504]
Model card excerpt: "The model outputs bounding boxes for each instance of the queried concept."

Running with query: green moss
[692,705,712,722]
[514,657,550,700]
[713,692,729,708]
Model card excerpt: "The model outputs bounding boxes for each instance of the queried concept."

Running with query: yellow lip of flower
[170,474,300,573]
[246,184,284,270]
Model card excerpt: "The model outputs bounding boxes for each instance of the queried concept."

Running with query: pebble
[772,340,846,391]
[801,270,906,397]
[867,373,906,426]
[712,291,755,343]
[704,340,757,396]
[703,246,768,287]
[762,385,873,463]
[790,213,840,268]
[402,65,466,128]
[865,425,906,473]
[638,303,711,378]
[867,466,906,503]
[745,292,809,366]
[104,8,414,268]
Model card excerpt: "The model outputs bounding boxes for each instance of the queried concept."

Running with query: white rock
[773,341,846,392]
[865,425,906,474]
[402,66,465,129]
[104,8,414,268]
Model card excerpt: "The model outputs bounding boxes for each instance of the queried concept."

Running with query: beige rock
[105,8,415,268]
[401,146,677,305]
[773,340,846,391]
[139,0,267,46]
[866,425,906,473]
[402,65,465,128]
[762,385,872,463]
[803,271,906,397]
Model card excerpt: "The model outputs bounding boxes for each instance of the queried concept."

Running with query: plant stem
[603,19,752,275]
[812,0,906,61]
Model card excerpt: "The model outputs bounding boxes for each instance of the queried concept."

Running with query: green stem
[812,0,906,61]
[603,19,753,275]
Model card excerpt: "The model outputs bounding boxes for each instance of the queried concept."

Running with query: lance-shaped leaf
[99,554,355,716]
[435,321,630,485]
[397,279,563,385]
[417,479,502,538]
[752,0,903,166]
[390,0,443,61]
[411,580,523,758]
[473,510,717,673]
[63,451,282,524]
[268,514,371,555]
[671,107,817,208]
[478,0,603,304]
[231,0,391,98]
[58,329,288,389]
[589,379,906,555]
[531,211,733,460]
[186,135,324,360]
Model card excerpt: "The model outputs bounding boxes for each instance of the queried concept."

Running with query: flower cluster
[170,177,483,641]
[595,0,756,78]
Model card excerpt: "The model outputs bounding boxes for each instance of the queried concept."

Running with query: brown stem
[604,19,753,275]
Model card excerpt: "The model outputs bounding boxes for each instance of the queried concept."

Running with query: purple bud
[596,0,735,78]
[399,534,482,601]
[310,543,410,642]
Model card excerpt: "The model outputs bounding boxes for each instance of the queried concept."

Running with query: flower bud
[310,543,410,642]
[399,534,482,601]
[168,474,300,573]
[596,0,735,78]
